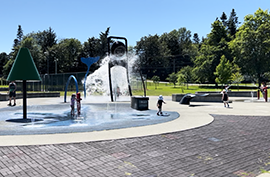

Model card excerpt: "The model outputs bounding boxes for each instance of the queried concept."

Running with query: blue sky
[1,0,269,53]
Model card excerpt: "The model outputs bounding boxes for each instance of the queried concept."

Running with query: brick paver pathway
[1,114,270,177]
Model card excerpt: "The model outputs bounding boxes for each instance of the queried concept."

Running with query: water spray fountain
[107,36,132,102]
[63,56,100,103]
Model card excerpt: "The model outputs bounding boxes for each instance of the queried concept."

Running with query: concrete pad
[0,96,213,146]
[0,96,269,147]
[2,95,270,177]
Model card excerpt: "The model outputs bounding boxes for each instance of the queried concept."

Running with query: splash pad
[0,51,179,136]
[0,100,179,135]
[1,38,179,136]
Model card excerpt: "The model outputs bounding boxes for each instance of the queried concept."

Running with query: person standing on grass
[8,81,17,106]
[157,95,166,116]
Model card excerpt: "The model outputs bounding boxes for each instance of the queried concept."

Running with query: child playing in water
[76,92,82,115]
[70,93,76,116]
[157,95,166,116]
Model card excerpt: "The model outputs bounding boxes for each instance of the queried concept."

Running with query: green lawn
[132,82,257,96]
[132,83,212,96]
[0,82,259,97]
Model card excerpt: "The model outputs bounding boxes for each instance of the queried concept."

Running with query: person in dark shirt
[8,81,17,106]
[222,90,229,107]
[157,95,166,116]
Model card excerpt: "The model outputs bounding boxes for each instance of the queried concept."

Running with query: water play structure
[0,39,177,135]
[81,56,100,98]
[6,48,41,122]
[64,75,79,103]
[107,36,132,102]
[64,57,100,102]
[64,36,132,102]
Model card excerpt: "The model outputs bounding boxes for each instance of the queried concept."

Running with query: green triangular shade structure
[7,48,41,81]
[6,48,41,121]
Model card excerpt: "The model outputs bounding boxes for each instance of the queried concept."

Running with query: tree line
[136,8,270,87]
[0,27,110,78]
[1,8,270,87]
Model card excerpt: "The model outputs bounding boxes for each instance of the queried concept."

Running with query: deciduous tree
[230,8,270,87]
[166,72,178,87]
[177,66,194,89]
[152,75,160,89]
[214,55,232,85]
[193,20,231,84]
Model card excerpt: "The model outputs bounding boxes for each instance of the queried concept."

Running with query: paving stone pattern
[1,115,270,177]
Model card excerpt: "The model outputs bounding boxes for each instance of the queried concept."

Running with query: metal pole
[23,80,27,119]
[108,62,114,102]
[55,59,57,74]
[47,55,49,74]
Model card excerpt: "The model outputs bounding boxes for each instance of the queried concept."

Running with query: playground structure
[63,36,132,102]
[81,56,100,98]
[0,46,175,134]
[6,48,41,122]
[107,36,132,102]
[1,37,148,122]
[64,57,100,103]
[179,93,209,105]
[1,38,156,134]
[64,75,79,103]
[63,36,138,103]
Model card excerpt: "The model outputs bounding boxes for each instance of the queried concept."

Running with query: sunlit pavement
[0,96,270,176]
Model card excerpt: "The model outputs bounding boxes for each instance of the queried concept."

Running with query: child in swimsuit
[70,93,76,116]
[76,92,82,115]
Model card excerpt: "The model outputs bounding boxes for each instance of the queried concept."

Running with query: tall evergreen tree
[37,27,57,52]
[17,25,23,44]
[12,25,23,48]
[135,34,170,80]
[220,12,228,27]
[13,39,19,48]
[227,9,240,37]
[0,52,9,77]
[82,37,100,57]
[193,20,231,84]
[193,33,200,44]
[99,27,110,57]
[45,27,57,48]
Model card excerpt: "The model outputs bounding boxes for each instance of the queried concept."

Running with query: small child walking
[76,92,82,115]
[8,81,17,106]
[222,90,229,107]
[157,95,166,116]
[70,93,76,116]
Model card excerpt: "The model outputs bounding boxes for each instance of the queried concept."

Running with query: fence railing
[1,72,147,93]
